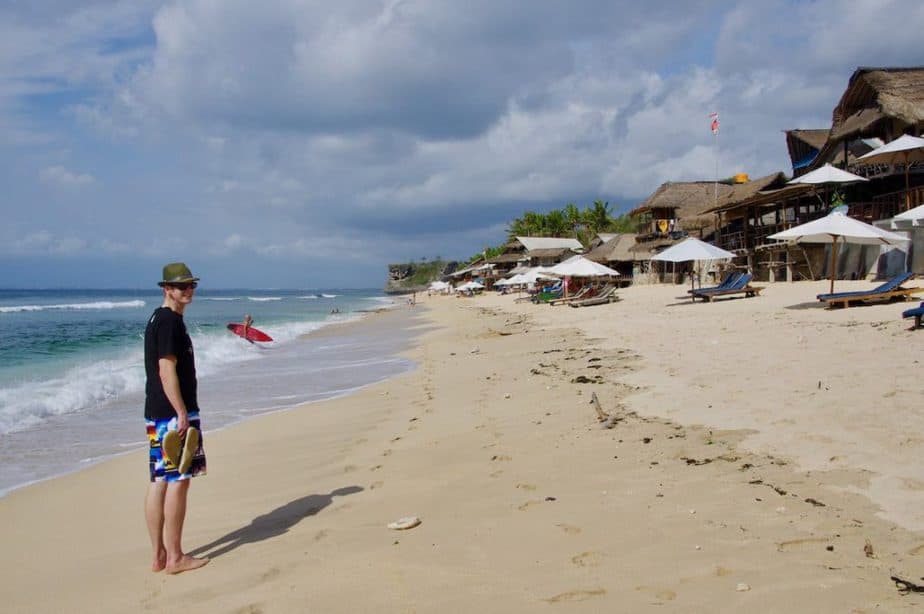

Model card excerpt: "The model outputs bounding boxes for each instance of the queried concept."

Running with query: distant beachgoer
[242,313,254,339]
[144,262,209,575]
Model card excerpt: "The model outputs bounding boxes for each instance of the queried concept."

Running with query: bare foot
[165,554,210,575]
[151,549,167,573]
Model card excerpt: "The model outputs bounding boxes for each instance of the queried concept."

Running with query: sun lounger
[687,271,742,295]
[547,284,603,306]
[533,289,563,303]
[816,272,919,308]
[903,302,924,329]
[569,285,619,307]
[691,273,761,302]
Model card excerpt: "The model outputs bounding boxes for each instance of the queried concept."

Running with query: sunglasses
[168,282,198,291]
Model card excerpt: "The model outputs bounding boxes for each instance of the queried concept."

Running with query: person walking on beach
[143,262,209,575]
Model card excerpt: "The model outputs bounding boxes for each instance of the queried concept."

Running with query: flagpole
[711,112,719,209]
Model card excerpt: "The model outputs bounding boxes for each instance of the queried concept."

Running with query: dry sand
[2,281,924,612]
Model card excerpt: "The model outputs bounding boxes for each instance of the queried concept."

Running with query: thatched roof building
[785,129,829,172]
[811,67,924,170]
[585,233,637,263]
[704,172,793,216]
[629,181,738,238]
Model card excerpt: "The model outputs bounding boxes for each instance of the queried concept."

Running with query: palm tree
[584,199,612,234]
[543,209,570,236]
[564,203,582,238]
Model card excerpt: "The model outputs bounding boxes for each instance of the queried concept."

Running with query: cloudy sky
[2,0,923,288]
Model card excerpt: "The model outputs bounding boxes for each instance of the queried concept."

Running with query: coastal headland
[1,281,923,612]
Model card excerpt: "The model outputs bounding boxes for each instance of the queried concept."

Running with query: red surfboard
[226,323,273,342]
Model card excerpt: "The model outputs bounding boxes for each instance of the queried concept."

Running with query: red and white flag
[710,112,719,135]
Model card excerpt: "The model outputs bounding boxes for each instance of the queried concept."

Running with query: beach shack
[585,233,638,284]
[707,66,924,281]
[628,180,740,284]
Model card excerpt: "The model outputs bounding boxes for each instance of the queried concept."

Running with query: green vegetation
[466,199,633,263]
[507,199,634,243]
[399,260,451,286]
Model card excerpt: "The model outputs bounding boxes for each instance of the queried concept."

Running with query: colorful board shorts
[146,412,207,482]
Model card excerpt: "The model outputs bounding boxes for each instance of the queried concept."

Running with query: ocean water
[0,288,416,496]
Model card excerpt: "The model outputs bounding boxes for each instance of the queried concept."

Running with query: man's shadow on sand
[189,485,363,560]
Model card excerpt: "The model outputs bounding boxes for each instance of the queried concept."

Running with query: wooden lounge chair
[903,301,924,329]
[547,284,597,306]
[816,272,919,308]
[692,273,762,302]
[569,285,619,307]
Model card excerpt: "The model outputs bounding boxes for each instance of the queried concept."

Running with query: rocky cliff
[385,260,458,294]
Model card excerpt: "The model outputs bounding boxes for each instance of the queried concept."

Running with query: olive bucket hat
[158,262,200,287]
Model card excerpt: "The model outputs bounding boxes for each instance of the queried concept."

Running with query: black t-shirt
[144,306,199,421]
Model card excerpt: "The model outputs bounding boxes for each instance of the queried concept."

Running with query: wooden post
[590,392,609,421]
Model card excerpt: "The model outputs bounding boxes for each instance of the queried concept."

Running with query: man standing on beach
[143,262,209,574]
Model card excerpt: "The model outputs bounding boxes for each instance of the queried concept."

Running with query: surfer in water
[242,313,254,341]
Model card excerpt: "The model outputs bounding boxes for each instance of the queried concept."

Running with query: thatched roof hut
[630,181,738,237]
[785,129,829,172]
[812,67,924,169]
[704,172,793,216]
[585,233,637,264]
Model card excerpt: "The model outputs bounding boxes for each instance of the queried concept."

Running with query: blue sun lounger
[816,272,919,308]
[691,273,761,302]
[903,301,924,329]
[687,271,743,295]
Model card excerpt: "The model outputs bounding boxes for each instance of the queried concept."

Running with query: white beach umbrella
[788,163,869,208]
[520,269,558,283]
[546,255,620,277]
[767,209,909,294]
[650,237,736,263]
[651,238,736,294]
[857,134,924,209]
[494,274,524,286]
[788,163,869,186]
[456,281,484,292]
[893,202,924,227]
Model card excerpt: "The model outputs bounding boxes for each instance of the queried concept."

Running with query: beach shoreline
[1,285,923,612]
[0,292,410,499]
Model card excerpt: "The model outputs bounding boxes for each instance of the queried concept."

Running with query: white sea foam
[202,297,241,301]
[0,300,146,314]
[248,297,282,302]
[321,293,337,298]
[0,321,321,435]
[0,352,146,435]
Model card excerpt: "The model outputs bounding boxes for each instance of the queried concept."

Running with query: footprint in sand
[491,454,512,462]
[489,470,504,478]
[382,449,393,457]
[543,588,607,603]
[516,483,537,491]
[369,481,384,490]
[571,551,604,567]
[556,523,582,535]
[343,465,357,473]
[517,499,542,511]
[634,586,677,602]
[776,537,831,551]
[369,464,383,472]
